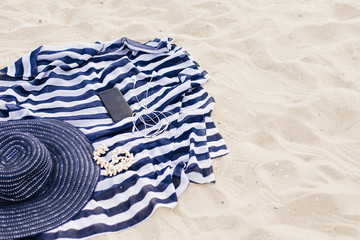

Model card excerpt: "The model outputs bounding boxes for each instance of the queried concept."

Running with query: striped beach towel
[0,37,228,239]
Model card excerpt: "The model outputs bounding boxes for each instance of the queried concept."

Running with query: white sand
[1,0,360,239]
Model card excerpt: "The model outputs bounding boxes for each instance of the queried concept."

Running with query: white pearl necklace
[93,144,135,176]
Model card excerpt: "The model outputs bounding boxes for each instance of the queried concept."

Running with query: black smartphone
[98,88,133,122]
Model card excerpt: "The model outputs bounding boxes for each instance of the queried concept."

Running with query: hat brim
[0,119,99,239]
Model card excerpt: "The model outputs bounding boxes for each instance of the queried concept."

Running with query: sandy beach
[1,0,360,239]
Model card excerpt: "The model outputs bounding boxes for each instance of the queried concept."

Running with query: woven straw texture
[0,119,99,239]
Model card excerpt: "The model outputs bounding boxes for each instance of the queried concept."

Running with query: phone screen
[98,88,133,122]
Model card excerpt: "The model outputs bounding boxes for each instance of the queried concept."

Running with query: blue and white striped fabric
[0,37,228,239]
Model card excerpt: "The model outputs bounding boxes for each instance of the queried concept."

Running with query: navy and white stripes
[0,37,228,239]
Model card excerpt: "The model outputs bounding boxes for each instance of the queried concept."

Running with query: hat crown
[0,132,53,202]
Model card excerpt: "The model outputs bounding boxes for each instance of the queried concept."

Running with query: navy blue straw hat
[0,119,99,239]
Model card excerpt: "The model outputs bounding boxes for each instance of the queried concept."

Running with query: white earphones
[131,71,173,138]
